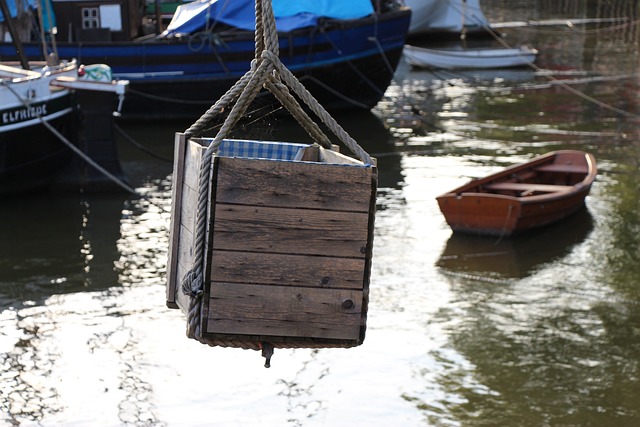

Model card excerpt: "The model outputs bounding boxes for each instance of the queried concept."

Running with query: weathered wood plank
[206,283,363,340]
[319,147,366,165]
[210,250,365,289]
[178,181,198,237]
[166,133,187,307]
[183,139,206,188]
[176,224,194,275]
[173,223,195,313]
[168,136,209,308]
[212,204,369,258]
[174,278,191,313]
[172,138,208,312]
[215,157,374,212]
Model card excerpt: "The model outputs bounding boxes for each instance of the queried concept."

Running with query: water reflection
[591,154,640,300]
[0,304,63,423]
[437,207,594,279]
[1,1,640,425]
[384,2,640,424]
[0,194,125,302]
[276,350,327,427]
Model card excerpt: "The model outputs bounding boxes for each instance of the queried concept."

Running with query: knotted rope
[178,0,373,350]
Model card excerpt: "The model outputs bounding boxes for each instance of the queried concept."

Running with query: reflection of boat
[403,44,538,70]
[0,192,126,301]
[0,62,76,194]
[405,0,490,37]
[0,0,411,120]
[436,150,597,236]
[437,206,593,279]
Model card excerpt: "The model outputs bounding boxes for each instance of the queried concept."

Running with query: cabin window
[81,7,100,29]
[99,5,123,31]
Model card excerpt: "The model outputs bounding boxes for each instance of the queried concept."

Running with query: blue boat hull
[0,8,411,120]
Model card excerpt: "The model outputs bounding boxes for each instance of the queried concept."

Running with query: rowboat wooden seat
[483,182,574,194]
[535,164,589,174]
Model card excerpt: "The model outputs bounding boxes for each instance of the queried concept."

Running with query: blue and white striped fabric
[216,139,311,161]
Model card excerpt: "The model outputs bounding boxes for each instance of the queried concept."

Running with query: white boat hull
[403,44,538,70]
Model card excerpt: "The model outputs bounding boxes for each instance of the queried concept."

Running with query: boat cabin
[50,0,146,42]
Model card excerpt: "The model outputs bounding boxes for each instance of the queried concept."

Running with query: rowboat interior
[454,151,594,198]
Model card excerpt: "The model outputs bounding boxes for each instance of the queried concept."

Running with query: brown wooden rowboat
[436,150,597,236]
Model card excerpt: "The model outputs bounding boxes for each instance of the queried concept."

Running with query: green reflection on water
[394,0,640,423]
[597,158,640,296]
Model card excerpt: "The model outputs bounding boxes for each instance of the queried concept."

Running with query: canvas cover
[0,0,56,31]
[0,0,36,21]
[160,0,374,36]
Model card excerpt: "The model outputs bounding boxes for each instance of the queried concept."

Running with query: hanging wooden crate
[166,133,377,348]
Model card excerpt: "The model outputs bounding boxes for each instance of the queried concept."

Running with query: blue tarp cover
[0,0,56,31]
[161,0,374,36]
[0,0,36,22]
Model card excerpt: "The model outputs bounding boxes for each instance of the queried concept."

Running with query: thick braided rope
[208,58,274,148]
[259,0,371,161]
[263,50,373,164]
[265,78,332,148]
[257,2,371,164]
[254,0,265,60]
[261,0,279,55]
[180,66,260,313]
[182,58,274,340]
[183,67,254,138]
[190,339,360,350]
[181,0,276,323]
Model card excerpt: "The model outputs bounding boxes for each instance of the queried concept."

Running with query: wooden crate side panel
[206,283,363,340]
[172,138,208,313]
[174,224,194,313]
[212,204,369,258]
[183,139,206,190]
[215,157,374,212]
[210,250,365,289]
[178,181,198,241]
[166,133,187,307]
[176,223,194,274]
[358,167,378,343]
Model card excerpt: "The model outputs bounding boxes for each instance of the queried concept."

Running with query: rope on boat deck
[38,118,139,195]
[178,0,374,362]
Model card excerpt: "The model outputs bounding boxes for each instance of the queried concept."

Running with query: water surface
[1,1,639,425]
